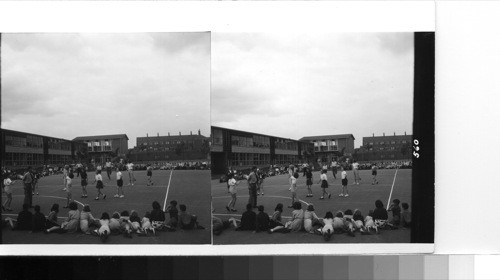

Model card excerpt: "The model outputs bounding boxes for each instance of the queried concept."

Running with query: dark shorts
[147,171,152,177]
[342,178,348,186]
[321,180,328,189]
[117,179,123,187]
[372,170,377,176]
[81,178,88,186]
[96,181,104,189]
[306,178,313,186]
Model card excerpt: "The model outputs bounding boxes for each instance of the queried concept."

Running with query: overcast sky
[211,33,414,148]
[1,33,210,147]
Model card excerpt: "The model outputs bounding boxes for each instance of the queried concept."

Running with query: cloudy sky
[1,33,210,147]
[211,33,414,148]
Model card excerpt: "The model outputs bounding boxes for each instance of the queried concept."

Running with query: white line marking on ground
[162,169,174,211]
[211,195,310,206]
[10,195,85,207]
[386,168,399,210]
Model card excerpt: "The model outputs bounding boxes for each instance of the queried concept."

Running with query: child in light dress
[353,209,369,235]
[141,211,155,235]
[284,202,304,232]
[97,212,111,242]
[321,211,334,241]
[343,209,356,237]
[288,172,299,208]
[364,210,378,233]
[109,212,122,234]
[303,204,322,233]
[333,211,346,233]
[80,205,98,234]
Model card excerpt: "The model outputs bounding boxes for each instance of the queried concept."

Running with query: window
[212,129,223,145]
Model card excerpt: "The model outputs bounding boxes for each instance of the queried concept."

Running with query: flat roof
[73,134,129,141]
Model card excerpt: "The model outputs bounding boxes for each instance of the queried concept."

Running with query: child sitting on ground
[109,212,122,234]
[321,211,334,241]
[120,210,133,238]
[178,204,205,230]
[401,202,411,228]
[364,210,378,233]
[343,209,356,237]
[80,205,98,234]
[129,210,143,234]
[353,209,369,235]
[333,211,346,233]
[267,203,285,234]
[6,204,33,231]
[166,200,179,228]
[284,201,304,232]
[388,199,401,227]
[141,211,155,235]
[233,203,256,231]
[255,205,270,233]
[32,205,47,233]
[304,204,322,233]
[97,212,111,242]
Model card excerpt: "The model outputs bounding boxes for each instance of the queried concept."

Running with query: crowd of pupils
[3,200,205,242]
[213,199,411,241]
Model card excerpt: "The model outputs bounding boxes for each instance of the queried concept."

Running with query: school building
[354,132,413,162]
[298,134,355,163]
[128,130,209,163]
[211,126,314,174]
[72,134,129,164]
[1,128,87,170]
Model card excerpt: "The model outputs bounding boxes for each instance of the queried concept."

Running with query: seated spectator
[343,209,355,237]
[45,204,60,229]
[333,211,346,233]
[304,204,322,233]
[5,204,33,231]
[141,212,155,235]
[166,200,179,228]
[150,201,166,229]
[401,202,411,228]
[32,205,46,232]
[80,205,98,234]
[46,201,80,233]
[234,204,256,231]
[268,203,285,233]
[109,212,121,234]
[179,204,204,230]
[388,199,401,226]
[255,205,270,232]
[284,202,304,232]
[321,211,334,241]
[97,212,110,242]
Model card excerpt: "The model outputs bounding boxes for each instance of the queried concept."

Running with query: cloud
[1,33,210,146]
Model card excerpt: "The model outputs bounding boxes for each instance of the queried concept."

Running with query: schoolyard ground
[212,168,411,244]
[1,169,211,244]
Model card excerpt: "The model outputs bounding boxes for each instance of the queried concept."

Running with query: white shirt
[320,173,327,181]
[127,163,134,171]
[116,171,122,180]
[95,174,103,181]
[352,162,359,170]
[3,178,13,194]
[341,171,347,179]
[228,178,237,194]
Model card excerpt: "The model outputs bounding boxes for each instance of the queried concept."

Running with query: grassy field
[1,169,211,244]
[212,168,412,244]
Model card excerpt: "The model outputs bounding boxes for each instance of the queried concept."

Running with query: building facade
[299,134,355,163]
[211,126,313,174]
[355,132,412,162]
[129,130,209,163]
[73,134,129,164]
[1,129,86,170]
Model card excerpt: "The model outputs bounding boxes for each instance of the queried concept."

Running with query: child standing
[304,167,313,197]
[318,170,331,200]
[339,167,349,197]
[226,173,239,212]
[94,170,106,200]
[146,165,154,186]
[80,166,88,198]
[371,164,379,185]
[115,168,124,198]
[352,160,361,185]
[288,172,299,208]
[2,172,15,211]
[63,172,74,208]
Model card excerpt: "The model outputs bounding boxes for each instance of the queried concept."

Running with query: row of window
[367,140,409,146]
[140,140,195,146]
[212,129,223,145]
[2,153,72,167]
[5,135,72,151]
[89,146,113,152]
[275,140,298,151]
[315,146,338,152]
[228,153,299,167]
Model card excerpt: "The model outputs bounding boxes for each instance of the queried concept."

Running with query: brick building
[129,130,209,163]
[73,134,129,164]
[355,132,412,162]
[211,126,313,174]
[299,134,355,163]
[1,128,86,170]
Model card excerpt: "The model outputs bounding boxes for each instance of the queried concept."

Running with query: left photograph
[0,33,211,244]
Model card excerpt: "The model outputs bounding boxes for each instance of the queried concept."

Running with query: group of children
[4,199,205,243]
[213,199,411,242]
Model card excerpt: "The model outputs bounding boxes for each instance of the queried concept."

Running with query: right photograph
[210,32,434,245]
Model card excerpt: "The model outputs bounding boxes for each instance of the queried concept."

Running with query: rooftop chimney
[405,131,407,136]
[190,131,192,135]
[168,132,170,136]
[198,129,201,135]
[147,133,149,137]
[157,133,159,137]
[383,133,385,137]
[179,132,181,136]
[394,132,396,136]
[372,133,374,137]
